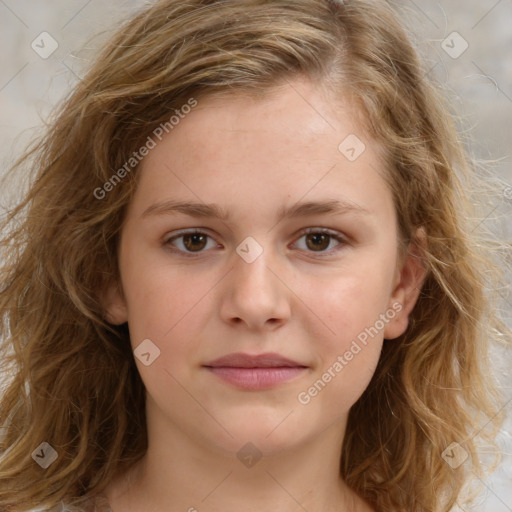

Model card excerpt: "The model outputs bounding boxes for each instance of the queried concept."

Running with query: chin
[215,414,314,456]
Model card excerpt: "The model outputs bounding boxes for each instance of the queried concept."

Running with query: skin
[103,77,425,512]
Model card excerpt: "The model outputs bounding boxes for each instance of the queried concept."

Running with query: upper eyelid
[164,226,344,240]
[300,227,345,238]
[164,227,217,243]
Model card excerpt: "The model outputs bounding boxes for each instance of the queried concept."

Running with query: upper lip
[203,352,307,368]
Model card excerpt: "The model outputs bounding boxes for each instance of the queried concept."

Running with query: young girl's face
[106,78,420,456]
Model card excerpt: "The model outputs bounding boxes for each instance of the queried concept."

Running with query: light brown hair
[1,0,509,510]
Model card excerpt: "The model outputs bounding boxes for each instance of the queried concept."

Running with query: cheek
[291,266,391,408]
[119,235,215,344]
[121,264,213,404]
[298,342,382,418]
[296,264,393,348]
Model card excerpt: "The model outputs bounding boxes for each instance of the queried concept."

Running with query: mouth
[202,352,308,391]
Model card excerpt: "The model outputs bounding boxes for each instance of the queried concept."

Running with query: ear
[101,280,129,325]
[383,227,427,340]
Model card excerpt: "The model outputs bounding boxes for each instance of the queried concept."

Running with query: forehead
[167,80,368,162]
[130,79,392,224]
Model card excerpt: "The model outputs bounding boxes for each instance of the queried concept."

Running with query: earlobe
[384,228,427,340]
[102,281,129,325]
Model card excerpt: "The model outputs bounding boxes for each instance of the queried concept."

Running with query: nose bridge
[233,240,279,301]
[220,237,290,328]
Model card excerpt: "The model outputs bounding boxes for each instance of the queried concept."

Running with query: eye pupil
[306,233,330,251]
[184,233,207,251]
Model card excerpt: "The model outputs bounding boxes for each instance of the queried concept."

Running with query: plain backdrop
[0,1,510,510]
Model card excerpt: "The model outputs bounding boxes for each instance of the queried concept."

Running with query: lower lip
[205,366,306,390]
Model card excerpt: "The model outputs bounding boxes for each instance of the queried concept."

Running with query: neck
[105,405,373,512]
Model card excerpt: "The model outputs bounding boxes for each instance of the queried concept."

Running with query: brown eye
[183,233,208,252]
[305,233,331,251]
[166,231,217,254]
[293,229,345,255]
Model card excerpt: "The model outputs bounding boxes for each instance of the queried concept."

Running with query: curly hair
[0,0,509,510]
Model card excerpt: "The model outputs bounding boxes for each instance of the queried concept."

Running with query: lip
[203,352,308,391]
[204,352,305,368]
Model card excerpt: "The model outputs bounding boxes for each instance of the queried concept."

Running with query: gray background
[0,1,510,510]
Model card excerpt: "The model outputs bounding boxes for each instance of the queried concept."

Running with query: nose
[218,244,291,331]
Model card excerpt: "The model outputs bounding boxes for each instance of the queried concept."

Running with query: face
[105,78,423,457]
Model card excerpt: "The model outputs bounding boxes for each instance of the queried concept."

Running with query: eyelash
[163,227,348,258]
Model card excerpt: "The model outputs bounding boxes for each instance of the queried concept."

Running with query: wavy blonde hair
[1,0,509,510]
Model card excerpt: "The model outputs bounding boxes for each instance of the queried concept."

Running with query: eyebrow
[141,199,371,221]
